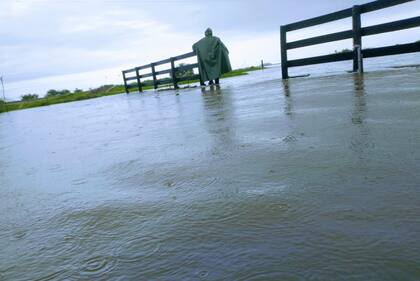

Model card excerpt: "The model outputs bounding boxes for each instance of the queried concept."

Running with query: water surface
[1,67,420,280]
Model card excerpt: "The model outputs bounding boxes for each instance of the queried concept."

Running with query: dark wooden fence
[280,0,420,79]
[121,52,200,93]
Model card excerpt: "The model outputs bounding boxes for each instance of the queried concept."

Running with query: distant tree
[21,94,39,101]
[74,88,84,94]
[175,63,194,78]
[45,89,71,98]
[46,89,59,97]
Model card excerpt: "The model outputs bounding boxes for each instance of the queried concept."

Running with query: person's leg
[209,80,214,85]
[215,78,219,85]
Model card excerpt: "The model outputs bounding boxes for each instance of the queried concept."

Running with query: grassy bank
[0,66,262,113]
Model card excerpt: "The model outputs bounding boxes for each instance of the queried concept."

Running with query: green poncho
[192,28,232,82]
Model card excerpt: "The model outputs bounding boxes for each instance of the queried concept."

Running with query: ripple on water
[53,206,135,240]
[162,176,220,190]
[13,229,27,240]
[282,135,298,143]
[71,178,88,186]
[197,270,209,279]
[237,271,304,281]
[59,234,85,256]
[48,164,62,173]
[114,235,161,263]
[34,269,68,281]
[243,184,287,197]
[78,256,117,279]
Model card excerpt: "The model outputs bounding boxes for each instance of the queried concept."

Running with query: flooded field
[1,67,420,280]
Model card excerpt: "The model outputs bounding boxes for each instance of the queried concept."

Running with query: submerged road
[1,67,420,280]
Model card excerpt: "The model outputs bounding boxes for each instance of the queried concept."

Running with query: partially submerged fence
[122,52,200,93]
[280,0,420,79]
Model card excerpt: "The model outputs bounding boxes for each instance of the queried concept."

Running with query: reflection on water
[201,86,237,157]
[350,73,374,161]
[1,67,420,280]
[352,73,367,126]
[282,79,294,119]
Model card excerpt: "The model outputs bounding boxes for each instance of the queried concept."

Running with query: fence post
[170,58,178,89]
[135,67,143,93]
[352,5,364,73]
[122,71,129,94]
[280,26,289,79]
[151,63,158,90]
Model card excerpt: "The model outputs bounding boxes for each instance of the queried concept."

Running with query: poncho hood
[205,28,213,37]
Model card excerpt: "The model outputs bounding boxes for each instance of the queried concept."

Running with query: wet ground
[1,66,420,280]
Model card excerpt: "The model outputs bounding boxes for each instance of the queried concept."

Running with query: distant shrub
[21,94,39,101]
[88,85,114,94]
[176,63,194,78]
[334,48,352,54]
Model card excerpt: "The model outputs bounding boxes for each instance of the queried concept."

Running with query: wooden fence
[280,0,420,79]
[121,51,200,93]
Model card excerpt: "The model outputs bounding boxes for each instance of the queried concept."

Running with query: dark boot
[200,77,205,87]
[215,78,220,85]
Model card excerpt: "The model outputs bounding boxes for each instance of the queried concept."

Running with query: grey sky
[1,0,419,100]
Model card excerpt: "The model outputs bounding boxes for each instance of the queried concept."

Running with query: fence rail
[121,51,200,93]
[280,0,420,79]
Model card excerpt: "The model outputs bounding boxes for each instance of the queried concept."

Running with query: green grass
[0,100,7,113]
[222,66,262,78]
[2,87,125,113]
[0,66,263,113]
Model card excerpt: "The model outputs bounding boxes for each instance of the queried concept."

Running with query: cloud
[2,1,34,17]
[0,2,188,82]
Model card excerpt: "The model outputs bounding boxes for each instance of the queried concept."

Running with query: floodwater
[1,66,420,280]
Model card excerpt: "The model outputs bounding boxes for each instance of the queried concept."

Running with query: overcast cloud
[1,0,419,100]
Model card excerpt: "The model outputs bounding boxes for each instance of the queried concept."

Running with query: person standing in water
[193,28,232,86]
